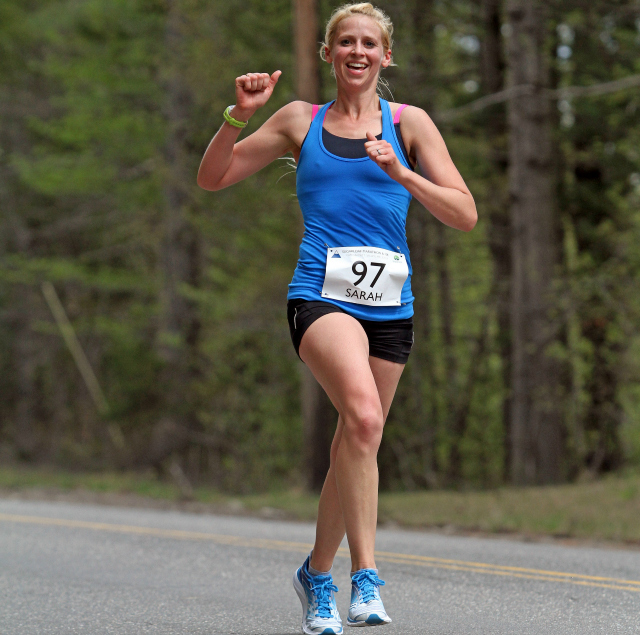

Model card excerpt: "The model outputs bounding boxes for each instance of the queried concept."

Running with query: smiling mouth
[346,62,368,70]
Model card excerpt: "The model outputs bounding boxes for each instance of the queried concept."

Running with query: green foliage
[1,0,639,491]
[551,1,640,475]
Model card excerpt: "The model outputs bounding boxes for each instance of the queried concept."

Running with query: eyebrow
[338,33,380,42]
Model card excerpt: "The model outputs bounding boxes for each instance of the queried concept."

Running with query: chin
[339,73,374,87]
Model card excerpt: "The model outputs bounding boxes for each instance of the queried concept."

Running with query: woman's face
[325,16,391,91]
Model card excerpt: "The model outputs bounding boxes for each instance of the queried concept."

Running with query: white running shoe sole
[346,614,392,627]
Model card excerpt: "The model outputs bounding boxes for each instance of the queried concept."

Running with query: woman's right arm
[197,71,306,191]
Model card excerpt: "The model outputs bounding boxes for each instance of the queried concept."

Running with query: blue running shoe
[293,555,343,635]
[347,569,392,627]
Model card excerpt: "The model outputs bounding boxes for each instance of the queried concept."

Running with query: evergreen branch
[550,74,640,99]
[437,84,534,121]
[436,74,640,122]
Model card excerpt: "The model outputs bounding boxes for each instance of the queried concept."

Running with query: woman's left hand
[364,132,406,181]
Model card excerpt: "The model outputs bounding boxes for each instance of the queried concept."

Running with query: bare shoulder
[388,101,427,118]
[271,100,312,128]
[268,100,313,147]
[400,106,450,174]
[271,101,313,153]
[276,99,312,116]
[397,105,440,138]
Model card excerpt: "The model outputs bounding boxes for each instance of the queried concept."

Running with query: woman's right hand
[232,71,282,121]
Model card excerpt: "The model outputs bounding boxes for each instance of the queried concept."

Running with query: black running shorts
[287,298,413,365]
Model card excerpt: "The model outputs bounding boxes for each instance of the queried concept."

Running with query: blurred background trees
[1,0,640,493]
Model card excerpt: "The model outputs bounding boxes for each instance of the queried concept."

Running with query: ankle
[309,552,333,575]
[309,559,333,575]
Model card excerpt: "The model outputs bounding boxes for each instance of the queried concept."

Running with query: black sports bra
[321,123,412,167]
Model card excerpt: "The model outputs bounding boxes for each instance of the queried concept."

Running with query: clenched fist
[364,131,407,181]
[231,71,282,122]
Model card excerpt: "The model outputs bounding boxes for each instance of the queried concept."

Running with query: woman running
[198,3,476,633]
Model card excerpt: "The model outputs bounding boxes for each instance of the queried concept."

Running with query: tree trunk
[405,0,438,485]
[478,0,512,481]
[506,0,562,484]
[294,0,320,104]
[480,0,504,96]
[150,0,202,475]
[13,305,39,460]
[435,222,460,482]
[406,209,438,486]
[583,319,623,474]
[0,66,41,461]
[293,0,333,491]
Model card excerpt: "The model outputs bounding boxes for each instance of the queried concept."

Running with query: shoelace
[309,575,339,619]
[352,569,385,604]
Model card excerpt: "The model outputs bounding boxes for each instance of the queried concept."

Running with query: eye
[340,38,351,46]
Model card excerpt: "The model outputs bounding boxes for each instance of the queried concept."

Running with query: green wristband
[223,105,248,128]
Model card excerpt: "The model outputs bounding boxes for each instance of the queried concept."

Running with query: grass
[376,476,640,542]
[1,465,639,545]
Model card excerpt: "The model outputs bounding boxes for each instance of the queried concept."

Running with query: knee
[342,404,384,453]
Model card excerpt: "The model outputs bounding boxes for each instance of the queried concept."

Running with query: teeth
[348,63,366,68]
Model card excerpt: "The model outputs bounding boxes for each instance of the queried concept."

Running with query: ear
[381,48,392,68]
[324,45,333,64]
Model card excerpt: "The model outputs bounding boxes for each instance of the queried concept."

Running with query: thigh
[329,356,404,461]
[298,312,379,419]
[369,356,405,422]
[287,299,345,359]
[299,312,405,426]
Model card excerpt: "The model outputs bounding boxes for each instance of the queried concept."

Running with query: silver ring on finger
[377,148,382,155]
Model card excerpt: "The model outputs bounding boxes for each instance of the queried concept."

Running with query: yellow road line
[370,548,640,586]
[1,512,639,593]
[373,556,640,593]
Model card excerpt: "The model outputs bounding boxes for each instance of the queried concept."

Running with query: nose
[352,40,365,55]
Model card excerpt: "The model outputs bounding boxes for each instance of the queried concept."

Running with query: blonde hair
[320,3,395,66]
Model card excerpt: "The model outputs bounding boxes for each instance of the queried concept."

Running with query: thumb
[366,131,376,142]
[269,70,282,88]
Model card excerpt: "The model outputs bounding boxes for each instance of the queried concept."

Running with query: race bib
[321,246,409,307]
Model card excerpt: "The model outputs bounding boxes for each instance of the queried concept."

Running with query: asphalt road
[1,499,639,634]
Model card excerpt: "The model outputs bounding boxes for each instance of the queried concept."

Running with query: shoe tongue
[312,574,332,581]
[352,567,378,577]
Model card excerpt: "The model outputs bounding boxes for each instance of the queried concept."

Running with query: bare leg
[309,416,346,572]
[300,314,405,573]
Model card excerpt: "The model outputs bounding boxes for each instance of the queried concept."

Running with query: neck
[332,83,381,120]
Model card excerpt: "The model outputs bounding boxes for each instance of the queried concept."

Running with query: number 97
[352,261,367,286]
[352,261,386,287]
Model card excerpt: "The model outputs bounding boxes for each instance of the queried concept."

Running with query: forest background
[2,0,640,496]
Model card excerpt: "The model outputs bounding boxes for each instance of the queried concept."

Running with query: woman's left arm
[365,107,477,232]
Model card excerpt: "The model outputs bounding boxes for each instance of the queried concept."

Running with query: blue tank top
[288,98,414,320]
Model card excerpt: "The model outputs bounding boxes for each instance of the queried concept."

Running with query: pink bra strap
[393,104,408,124]
[311,104,319,121]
